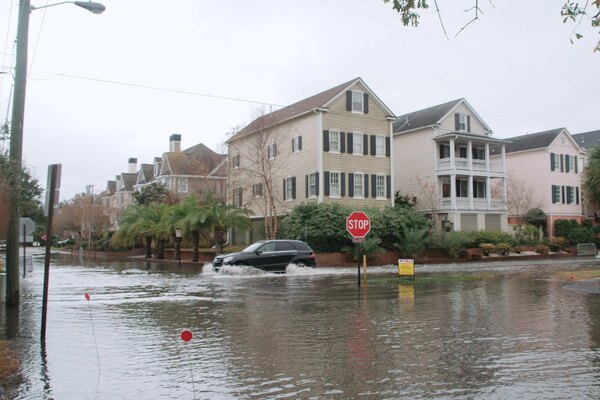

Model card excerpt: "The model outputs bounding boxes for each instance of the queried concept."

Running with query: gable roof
[498,128,565,154]
[136,164,154,185]
[572,129,600,150]
[227,77,395,142]
[393,99,462,134]
[120,173,137,192]
[161,143,226,176]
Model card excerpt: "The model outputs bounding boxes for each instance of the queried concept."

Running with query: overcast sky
[1,0,599,201]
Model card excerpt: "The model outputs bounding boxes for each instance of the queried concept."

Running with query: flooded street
[2,255,600,399]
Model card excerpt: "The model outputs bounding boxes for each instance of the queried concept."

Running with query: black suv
[212,240,316,273]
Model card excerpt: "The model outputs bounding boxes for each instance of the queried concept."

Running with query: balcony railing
[436,158,505,174]
[438,197,507,211]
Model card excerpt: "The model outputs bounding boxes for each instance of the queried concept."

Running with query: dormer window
[352,91,364,113]
[345,90,369,114]
[455,113,470,132]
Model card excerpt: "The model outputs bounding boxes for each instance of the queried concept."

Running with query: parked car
[212,240,316,273]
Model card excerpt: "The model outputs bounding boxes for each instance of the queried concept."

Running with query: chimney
[128,158,137,173]
[170,134,182,152]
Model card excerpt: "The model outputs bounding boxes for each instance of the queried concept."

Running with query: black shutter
[385,137,391,157]
[575,155,578,173]
[386,175,391,198]
[565,155,570,172]
[370,135,376,156]
[291,138,295,153]
[340,132,346,153]
[292,177,296,199]
[305,175,308,198]
[371,174,377,198]
[298,136,302,151]
[552,185,557,204]
[576,187,580,204]
[273,144,277,158]
[323,130,329,152]
[363,134,369,155]
[349,173,354,197]
[238,188,242,207]
[551,153,555,171]
[467,115,471,132]
[455,113,460,130]
[561,185,565,203]
[560,154,564,172]
[347,133,353,154]
[346,91,352,111]
[282,179,286,200]
[315,172,320,196]
[324,171,330,196]
[364,174,369,198]
[340,173,346,197]
[364,93,369,114]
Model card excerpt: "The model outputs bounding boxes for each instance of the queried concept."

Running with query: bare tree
[492,172,541,220]
[413,174,442,231]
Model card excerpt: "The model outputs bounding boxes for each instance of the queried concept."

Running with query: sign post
[346,211,371,286]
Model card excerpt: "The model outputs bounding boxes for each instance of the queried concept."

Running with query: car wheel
[295,261,306,268]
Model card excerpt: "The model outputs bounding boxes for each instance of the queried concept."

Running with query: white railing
[490,161,504,173]
[438,197,507,211]
[437,158,451,170]
[436,158,505,174]
[455,159,469,170]
[472,160,487,171]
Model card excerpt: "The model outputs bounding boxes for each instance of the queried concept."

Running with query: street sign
[19,217,36,243]
[346,211,371,239]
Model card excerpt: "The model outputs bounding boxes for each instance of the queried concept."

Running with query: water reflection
[2,256,600,399]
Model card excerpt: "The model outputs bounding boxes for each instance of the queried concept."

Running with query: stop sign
[346,211,371,238]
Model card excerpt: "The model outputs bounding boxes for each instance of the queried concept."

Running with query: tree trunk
[192,230,199,262]
[156,238,165,259]
[214,227,223,254]
[144,236,152,258]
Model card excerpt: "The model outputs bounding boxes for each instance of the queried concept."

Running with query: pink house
[491,128,585,236]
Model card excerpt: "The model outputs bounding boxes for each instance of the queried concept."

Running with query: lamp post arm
[31,1,106,14]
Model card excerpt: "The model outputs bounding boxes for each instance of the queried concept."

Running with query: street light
[4,0,105,306]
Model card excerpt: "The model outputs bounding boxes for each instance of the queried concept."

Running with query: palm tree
[202,192,250,253]
[178,195,211,262]
[583,145,600,211]
[114,203,167,259]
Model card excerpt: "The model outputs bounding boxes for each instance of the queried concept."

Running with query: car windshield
[243,242,264,253]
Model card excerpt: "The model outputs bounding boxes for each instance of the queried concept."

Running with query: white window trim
[351,90,364,114]
[329,130,340,153]
[353,172,364,198]
[285,177,294,202]
[375,135,385,157]
[177,177,188,193]
[457,113,467,132]
[376,174,386,199]
[268,143,276,160]
[292,136,301,154]
[329,171,341,198]
[352,133,363,156]
[308,173,317,199]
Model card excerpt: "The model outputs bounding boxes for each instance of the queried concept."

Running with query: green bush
[524,208,548,230]
[467,230,514,247]
[369,206,431,250]
[495,242,512,256]
[394,226,429,258]
[554,219,580,238]
[342,237,384,261]
[535,245,549,255]
[567,228,595,245]
[547,236,569,252]
[479,243,495,256]
[433,232,470,259]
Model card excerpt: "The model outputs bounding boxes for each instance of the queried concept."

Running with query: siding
[438,103,489,136]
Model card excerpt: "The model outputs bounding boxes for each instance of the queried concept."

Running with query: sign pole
[23,224,26,278]
[357,241,361,287]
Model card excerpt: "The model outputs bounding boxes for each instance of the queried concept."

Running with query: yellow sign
[398,258,414,278]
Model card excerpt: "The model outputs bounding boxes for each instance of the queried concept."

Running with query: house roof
[162,143,226,176]
[495,128,565,155]
[393,99,463,134]
[137,164,154,185]
[572,130,600,150]
[105,180,116,195]
[227,77,395,143]
[120,173,137,192]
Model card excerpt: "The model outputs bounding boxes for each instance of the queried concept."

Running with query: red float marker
[85,293,91,301]
[181,329,193,342]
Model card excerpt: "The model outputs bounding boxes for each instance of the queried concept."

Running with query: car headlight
[223,256,234,264]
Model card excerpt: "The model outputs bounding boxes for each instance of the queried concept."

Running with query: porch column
[451,174,456,210]
[486,176,491,209]
[501,144,506,173]
[502,177,508,210]
[467,141,473,170]
[450,139,456,170]
[485,143,490,172]
[469,175,474,209]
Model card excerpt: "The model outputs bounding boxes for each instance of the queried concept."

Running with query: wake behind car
[212,240,316,273]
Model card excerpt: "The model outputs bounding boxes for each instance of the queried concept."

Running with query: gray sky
[1,0,599,201]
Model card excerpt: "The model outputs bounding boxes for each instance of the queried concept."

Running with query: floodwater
[2,255,600,399]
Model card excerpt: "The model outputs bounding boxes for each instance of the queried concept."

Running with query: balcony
[436,158,505,174]
[438,197,507,211]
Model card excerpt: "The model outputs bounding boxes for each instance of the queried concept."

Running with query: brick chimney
[128,158,137,173]
[170,134,182,152]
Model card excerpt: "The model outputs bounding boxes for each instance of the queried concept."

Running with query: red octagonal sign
[346,211,371,239]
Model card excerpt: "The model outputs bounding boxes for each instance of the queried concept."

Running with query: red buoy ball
[85,293,91,301]
[181,330,193,342]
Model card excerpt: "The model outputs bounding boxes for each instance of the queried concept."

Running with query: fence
[576,243,597,257]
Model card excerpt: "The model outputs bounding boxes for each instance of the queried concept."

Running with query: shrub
[512,245,524,254]
[434,232,470,259]
[479,243,495,256]
[535,245,549,255]
[342,237,384,262]
[369,206,431,250]
[567,227,595,245]
[554,219,580,238]
[524,208,548,230]
[547,236,569,252]
[468,230,514,247]
[394,226,429,258]
[495,242,512,256]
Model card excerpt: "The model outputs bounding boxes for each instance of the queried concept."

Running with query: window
[551,153,560,171]
[330,130,340,152]
[353,133,363,154]
[275,242,295,251]
[285,177,294,201]
[177,178,188,193]
[376,175,385,198]
[442,177,451,197]
[330,172,340,197]
[472,147,485,160]
[567,186,574,204]
[352,91,364,113]
[308,173,317,197]
[440,144,450,159]
[232,154,240,169]
[459,146,468,158]
[252,183,263,197]
[457,113,467,131]
[551,185,561,204]
[233,188,243,207]
[456,178,468,197]
[473,179,486,198]
[375,136,385,156]
[354,173,364,198]
[267,143,277,159]
[292,136,302,153]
